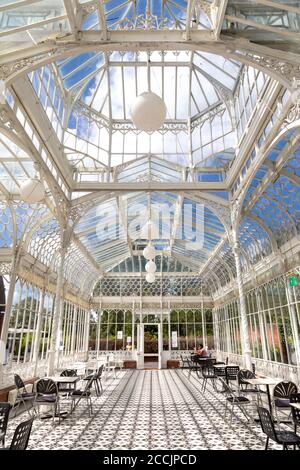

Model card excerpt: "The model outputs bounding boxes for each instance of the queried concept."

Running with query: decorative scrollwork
[191,104,226,129]
[0,261,12,275]
[0,49,58,82]
[117,13,174,31]
[284,103,300,124]
[242,53,300,88]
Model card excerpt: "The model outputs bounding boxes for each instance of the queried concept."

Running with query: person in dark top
[195,343,208,357]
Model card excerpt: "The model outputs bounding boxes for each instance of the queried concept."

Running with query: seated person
[194,343,208,357]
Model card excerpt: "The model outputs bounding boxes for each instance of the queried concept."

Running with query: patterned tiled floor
[5,369,288,450]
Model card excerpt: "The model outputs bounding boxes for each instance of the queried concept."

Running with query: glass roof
[0,130,35,195]
[0,0,300,298]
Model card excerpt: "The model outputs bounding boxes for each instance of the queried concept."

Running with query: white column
[96,308,101,356]
[256,291,269,360]
[286,281,300,365]
[131,305,135,351]
[70,306,78,356]
[212,309,220,353]
[232,240,252,370]
[201,295,207,348]
[48,238,68,375]
[83,309,90,360]
[225,306,232,354]
[33,289,45,377]
[0,257,18,365]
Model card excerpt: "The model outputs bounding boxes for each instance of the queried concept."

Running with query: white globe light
[145,260,156,273]
[143,244,156,260]
[130,91,166,132]
[146,272,156,283]
[19,177,45,203]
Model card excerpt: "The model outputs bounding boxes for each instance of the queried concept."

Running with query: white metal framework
[0,1,299,378]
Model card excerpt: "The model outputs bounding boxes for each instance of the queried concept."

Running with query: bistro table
[213,363,239,368]
[52,376,79,418]
[246,377,278,417]
[38,376,80,420]
[290,403,300,411]
[50,376,79,391]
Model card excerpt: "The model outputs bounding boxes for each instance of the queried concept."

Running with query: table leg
[266,385,272,414]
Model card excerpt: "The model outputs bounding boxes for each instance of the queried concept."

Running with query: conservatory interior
[0,0,300,452]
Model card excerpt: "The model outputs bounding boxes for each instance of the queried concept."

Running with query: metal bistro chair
[219,377,251,425]
[290,393,300,434]
[237,369,262,407]
[180,354,189,369]
[59,369,78,395]
[258,406,300,450]
[213,365,227,393]
[273,381,298,426]
[69,373,95,417]
[225,366,240,388]
[14,374,35,416]
[0,417,34,451]
[186,356,200,379]
[201,361,217,393]
[83,364,104,396]
[0,403,11,447]
[34,378,60,424]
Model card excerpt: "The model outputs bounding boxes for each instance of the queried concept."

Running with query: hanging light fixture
[19,176,45,203]
[143,244,156,260]
[145,260,156,273]
[145,272,156,283]
[143,192,157,282]
[130,55,166,132]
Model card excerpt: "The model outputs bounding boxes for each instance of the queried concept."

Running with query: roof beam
[185,0,195,41]
[0,0,41,13]
[1,35,300,91]
[0,14,68,39]
[63,0,79,38]
[73,182,228,191]
[97,0,107,40]
[255,0,300,15]
[225,14,300,41]
[244,132,300,212]
[211,0,228,38]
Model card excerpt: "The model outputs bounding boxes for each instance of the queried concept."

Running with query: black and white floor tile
[5,369,291,450]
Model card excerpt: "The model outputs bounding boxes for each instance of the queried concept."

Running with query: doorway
[137,323,162,369]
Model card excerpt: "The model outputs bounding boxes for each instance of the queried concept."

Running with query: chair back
[218,377,233,396]
[237,369,255,384]
[186,357,192,368]
[226,366,240,382]
[14,374,26,392]
[214,366,226,378]
[36,378,58,396]
[9,417,34,450]
[202,364,215,378]
[273,381,297,399]
[257,407,278,442]
[97,365,104,379]
[0,402,11,436]
[60,369,77,377]
[204,358,214,368]
[84,373,96,392]
[290,393,300,425]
